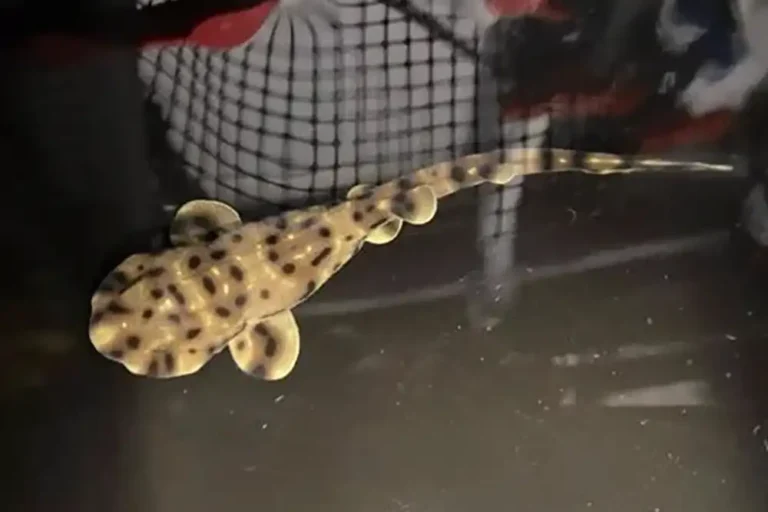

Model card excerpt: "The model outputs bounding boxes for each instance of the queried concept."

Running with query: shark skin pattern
[88,147,731,380]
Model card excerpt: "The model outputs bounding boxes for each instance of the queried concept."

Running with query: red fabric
[144,0,279,48]
[504,88,734,152]
[639,110,733,152]
[503,88,646,119]
[486,0,569,20]
[20,0,280,67]
[489,2,636,122]
[491,3,735,151]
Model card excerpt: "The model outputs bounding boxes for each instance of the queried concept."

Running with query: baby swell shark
[88,147,732,380]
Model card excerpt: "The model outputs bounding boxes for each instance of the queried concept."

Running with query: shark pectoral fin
[169,199,243,246]
[480,160,518,185]
[348,183,408,240]
[365,217,403,245]
[228,310,301,381]
[347,183,373,200]
[386,184,438,225]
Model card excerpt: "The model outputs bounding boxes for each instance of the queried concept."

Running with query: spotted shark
[88,147,731,380]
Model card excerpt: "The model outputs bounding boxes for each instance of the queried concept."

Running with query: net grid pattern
[137,0,539,213]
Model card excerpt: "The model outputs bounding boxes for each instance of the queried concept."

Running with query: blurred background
[2,0,768,510]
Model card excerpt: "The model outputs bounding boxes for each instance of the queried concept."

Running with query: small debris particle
[274,394,285,403]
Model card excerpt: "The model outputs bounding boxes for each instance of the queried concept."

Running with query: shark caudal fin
[378,148,735,196]
[493,147,735,176]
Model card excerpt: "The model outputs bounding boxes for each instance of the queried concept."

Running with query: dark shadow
[0,38,162,512]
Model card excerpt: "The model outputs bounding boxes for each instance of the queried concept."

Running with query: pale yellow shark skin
[88,147,731,381]
[88,149,518,380]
